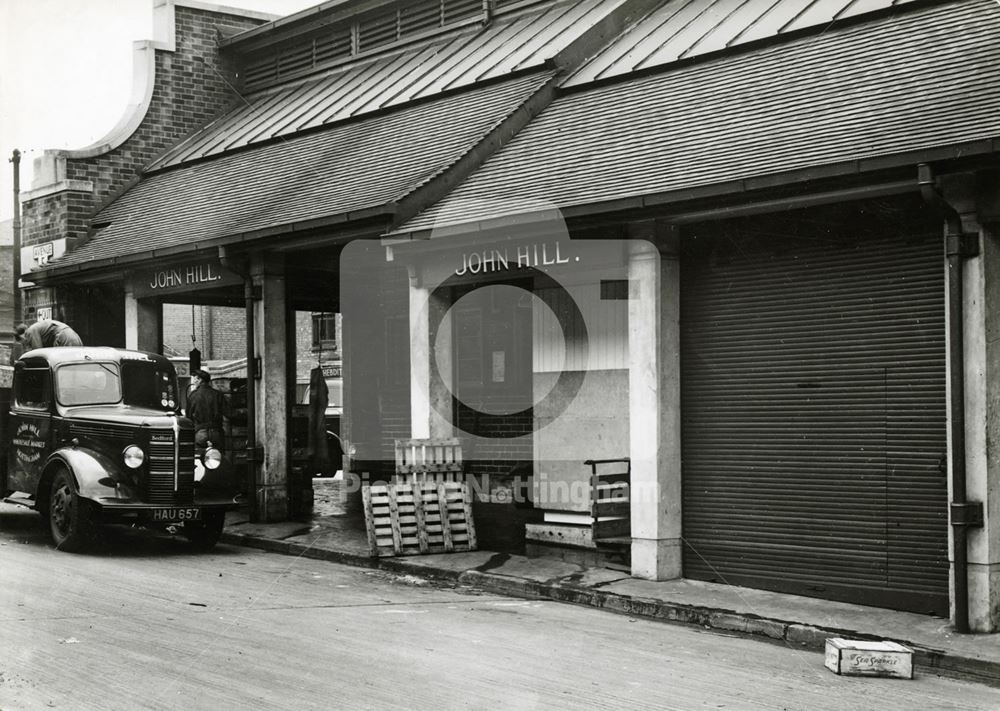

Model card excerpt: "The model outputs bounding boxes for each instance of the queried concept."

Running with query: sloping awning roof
[565,0,919,87]
[395,0,1000,236]
[48,71,553,273]
[150,0,628,170]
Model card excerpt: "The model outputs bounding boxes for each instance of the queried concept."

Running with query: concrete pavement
[222,479,1000,688]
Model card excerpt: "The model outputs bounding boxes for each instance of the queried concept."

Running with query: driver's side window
[15,368,51,411]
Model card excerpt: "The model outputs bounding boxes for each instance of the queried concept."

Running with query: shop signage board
[132,259,243,298]
[21,238,67,274]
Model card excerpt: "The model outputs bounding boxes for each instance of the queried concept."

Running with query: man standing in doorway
[22,319,83,350]
[186,368,227,451]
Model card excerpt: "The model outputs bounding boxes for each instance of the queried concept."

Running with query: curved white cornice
[29,1,277,192]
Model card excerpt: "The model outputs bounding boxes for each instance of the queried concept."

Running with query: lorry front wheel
[49,468,96,552]
[183,511,225,551]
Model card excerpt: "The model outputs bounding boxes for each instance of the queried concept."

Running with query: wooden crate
[824,638,913,679]
[588,458,631,540]
[363,482,477,557]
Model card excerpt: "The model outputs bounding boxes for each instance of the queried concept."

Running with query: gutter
[918,163,984,634]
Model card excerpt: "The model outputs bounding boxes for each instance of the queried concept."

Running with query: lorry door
[8,366,53,496]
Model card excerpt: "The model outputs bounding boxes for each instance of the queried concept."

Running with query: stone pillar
[408,267,453,439]
[627,225,682,580]
[124,287,162,353]
[252,255,289,521]
[939,171,1000,632]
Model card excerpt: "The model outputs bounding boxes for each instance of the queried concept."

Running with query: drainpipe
[10,150,21,328]
[918,163,984,633]
[219,246,259,522]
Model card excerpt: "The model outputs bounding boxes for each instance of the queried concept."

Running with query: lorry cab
[1,347,240,551]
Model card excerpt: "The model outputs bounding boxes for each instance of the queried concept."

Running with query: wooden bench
[587,458,631,540]
[394,437,464,484]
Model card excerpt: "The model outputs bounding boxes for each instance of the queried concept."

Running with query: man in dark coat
[8,323,26,365]
[23,319,83,350]
[185,369,227,450]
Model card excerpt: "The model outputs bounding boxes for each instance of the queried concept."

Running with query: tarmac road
[2,503,999,711]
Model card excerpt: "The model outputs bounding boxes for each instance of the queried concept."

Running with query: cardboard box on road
[824,638,913,679]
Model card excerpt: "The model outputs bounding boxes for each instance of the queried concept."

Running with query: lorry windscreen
[56,363,122,406]
[121,361,179,411]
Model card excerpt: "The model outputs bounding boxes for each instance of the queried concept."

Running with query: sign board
[21,238,67,274]
[321,364,342,379]
[133,259,243,298]
[36,307,53,321]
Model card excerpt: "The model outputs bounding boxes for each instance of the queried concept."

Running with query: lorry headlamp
[123,445,145,469]
[203,447,222,470]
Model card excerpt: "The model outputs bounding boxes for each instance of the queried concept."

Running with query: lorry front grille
[145,429,195,505]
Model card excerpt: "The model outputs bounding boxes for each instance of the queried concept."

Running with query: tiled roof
[52,71,553,271]
[396,0,1000,235]
[566,0,919,86]
[149,0,628,170]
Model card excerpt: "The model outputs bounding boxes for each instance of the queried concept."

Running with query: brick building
[18,0,1000,634]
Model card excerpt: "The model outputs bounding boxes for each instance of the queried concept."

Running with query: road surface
[1,503,998,710]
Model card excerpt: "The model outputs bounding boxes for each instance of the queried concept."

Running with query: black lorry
[1,347,240,551]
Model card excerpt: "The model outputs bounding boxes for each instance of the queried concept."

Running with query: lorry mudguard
[44,447,132,502]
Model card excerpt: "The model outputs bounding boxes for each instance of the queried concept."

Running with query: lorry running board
[2,496,36,509]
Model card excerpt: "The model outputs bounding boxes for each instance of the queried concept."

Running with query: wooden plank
[437,482,454,551]
[387,486,403,554]
[461,482,477,549]
[412,483,430,553]
[362,485,379,556]
[594,501,631,517]
[593,518,630,539]
[593,472,630,485]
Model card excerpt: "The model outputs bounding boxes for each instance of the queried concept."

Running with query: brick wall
[163,303,247,360]
[19,4,268,333]
[162,304,316,388]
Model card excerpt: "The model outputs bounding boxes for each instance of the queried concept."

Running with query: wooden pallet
[394,438,464,483]
[362,482,477,557]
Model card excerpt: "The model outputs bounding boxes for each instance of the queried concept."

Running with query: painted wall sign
[133,259,243,297]
[21,238,67,274]
[454,242,575,276]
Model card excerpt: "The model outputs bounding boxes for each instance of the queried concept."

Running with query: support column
[252,255,289,521]
[124,287,161,353]
[408,267,453,439]
[964,221,1000,632]
[628,225,682,580]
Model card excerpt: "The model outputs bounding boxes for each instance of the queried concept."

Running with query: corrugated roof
[565,0,919,86]
[397,0,1000,234]
[52,72,553,270]
[149,0,627,170]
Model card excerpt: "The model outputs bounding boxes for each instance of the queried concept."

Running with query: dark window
[600,279,630,300]
[15,368,51,411]
[122,362,179,411]
[312,312,339,355]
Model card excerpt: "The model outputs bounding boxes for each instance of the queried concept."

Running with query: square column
[124,287,162,353]
[252,256,290,521]
[409,268,453,439]
[628,226,682,580]
[963,223,1000,632]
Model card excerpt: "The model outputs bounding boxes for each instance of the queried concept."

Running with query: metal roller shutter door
[680,214,948,615]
